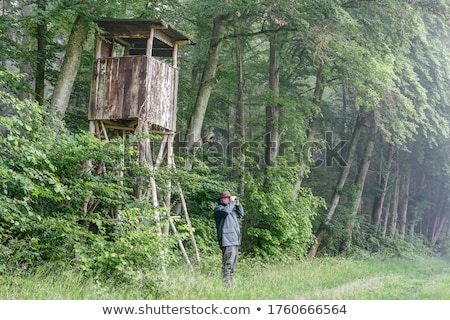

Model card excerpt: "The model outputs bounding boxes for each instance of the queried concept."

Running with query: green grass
[1,256,449,300]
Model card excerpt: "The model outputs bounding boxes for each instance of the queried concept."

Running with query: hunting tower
[88,19,199,267]
[89,18,193,132]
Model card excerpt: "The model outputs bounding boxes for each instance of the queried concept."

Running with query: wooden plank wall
[148,58,178,131]
[89,56,147,120]
[89,56,178,132]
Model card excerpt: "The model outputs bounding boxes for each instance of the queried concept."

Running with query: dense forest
[1,0,450,291]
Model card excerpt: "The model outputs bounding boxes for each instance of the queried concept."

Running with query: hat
[219,190,231,199]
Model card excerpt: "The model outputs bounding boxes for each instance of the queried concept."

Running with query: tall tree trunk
[382,193,391,237]
[408,170,426,240]
[185,14,231,150]
[14,5,34,101]
[308,110,364,260]
[398,166,411,239]
[372,143,394,231]
[234,20,245,197]
[264,32,281,170]
[308,63,326,139]
[345,112,378,251]
[428,179,448,245]
[294,62,325,197]
[50,14,89,131]
[389,160,400,237]
[35,0,47,105]
[263,31,281,188]
[431,212,448,245]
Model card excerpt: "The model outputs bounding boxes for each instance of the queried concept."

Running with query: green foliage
[74,216,169,296]
[0,85,174,291]
[0,86,66,267]
[243,166,325,259]
[317,185,356,256]
[350,231,436,260]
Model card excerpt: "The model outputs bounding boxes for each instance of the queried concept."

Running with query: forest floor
[1,256,449,300]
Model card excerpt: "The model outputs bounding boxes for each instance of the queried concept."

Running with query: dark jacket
[214,200,244,248]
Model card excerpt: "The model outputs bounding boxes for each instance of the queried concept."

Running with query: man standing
[214,190,244,287]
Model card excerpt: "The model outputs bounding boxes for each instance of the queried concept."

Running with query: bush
[75,212,172,296]
[0,87,180,294]
[242,166,325,259]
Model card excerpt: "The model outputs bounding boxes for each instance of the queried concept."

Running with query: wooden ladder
[88,119,201,269]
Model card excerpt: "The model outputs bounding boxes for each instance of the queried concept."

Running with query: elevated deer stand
[88,19,200,268]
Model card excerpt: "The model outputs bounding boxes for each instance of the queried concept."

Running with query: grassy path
[166,257,450,300]
[1,257,449,299]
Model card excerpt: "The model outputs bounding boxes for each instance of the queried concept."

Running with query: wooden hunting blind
[89,18,194,133]
[87,19,200,268]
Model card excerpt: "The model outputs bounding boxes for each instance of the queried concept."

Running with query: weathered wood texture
[89,56,178,132]
[149,57,178,132]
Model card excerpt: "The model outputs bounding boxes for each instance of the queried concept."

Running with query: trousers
[221,245,239,286]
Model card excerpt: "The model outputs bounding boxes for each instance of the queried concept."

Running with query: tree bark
[372,143,394,231]
[263,31,281,188]
[382,193,391,237]
[185,14,231,150]
[431,212,448,245]
[50,14,89,131]
[428,179,448,245]
[324,112,364,224]
[294,62,326,196]
[264,32,281,167]
[398,166,411,239]
[308,110,364,260]
[35,0,47,105]
[308,63,326,138]
[389,160,400,236]
[234,20,246,197]
[345,112,378,251]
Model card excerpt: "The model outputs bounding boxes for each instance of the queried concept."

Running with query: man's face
[221,196,231,204]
